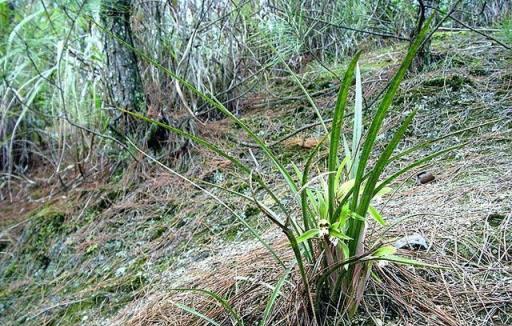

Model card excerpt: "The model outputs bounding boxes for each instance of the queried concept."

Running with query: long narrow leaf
[172,288,244,326]
[358,110,417,215]
[124,137,285,267]
[122,109,291,223]
[351,63,363,178]
[175,303,221,326]
[296,229,320,243]
[350,17,433,213]
[328,52,361,223]
[260,270,290,326]
[368,205,385,226]
[121,109,251,174]
[374,143,466,195]
[349,110,416,254]
[276,50,327,133]
[300,135,327,263]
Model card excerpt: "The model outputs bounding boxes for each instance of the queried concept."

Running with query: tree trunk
[410,0,437,72]
[101,0,144,134]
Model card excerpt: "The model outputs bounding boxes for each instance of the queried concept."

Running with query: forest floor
[1,32,511,325]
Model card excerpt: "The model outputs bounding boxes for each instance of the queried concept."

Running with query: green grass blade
[357,110,416,215]
[276,50,327,133]
[350,16,433,213]
[5,10,43,71]
[300,135,327,263]
[333,143,463,243]
[296,229,320,243]
[328,51,361,223]
[175,303,221,326]
[124,137,285,268]
[122,109,290,221]
[121,109,251,174]
[260,270,290,326]
[301,135,328,229]
[374,143,466,195]
[351,63,363,178]
[172,288,244,326]
[348,110,416,255]
[368,205,385,226]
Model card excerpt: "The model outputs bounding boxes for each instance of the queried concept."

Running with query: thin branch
[269,5,411,41]
[446,13,511,50]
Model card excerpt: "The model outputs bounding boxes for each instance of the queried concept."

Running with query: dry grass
[105,34,512,325]
[104,136,512,325]
[1,33,511,325]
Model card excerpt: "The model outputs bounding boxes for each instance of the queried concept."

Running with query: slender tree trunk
[101,0,144,134]
[410,0,436,72]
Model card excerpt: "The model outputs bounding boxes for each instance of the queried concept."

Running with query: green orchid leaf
[373,245,396,257]
[297,229,320,243]
[368,205,386,225]
[351,212,365,221]
[329,229,352,241]
[340,242,350,264]
[380,255,441,269]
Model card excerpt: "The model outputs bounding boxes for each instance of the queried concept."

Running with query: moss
[56,299,96,324]
[244,205,260,218]
[431,31,469,47]
[150,226,167,241]
[422,75,473,91]
[111,257,148,294]
[83,208,99,224]
[95,188,123,210]
[2,261,17,278]
[85,243,99,255]
[23,206,66,252]
[4,204,69,277]
[33,205,66,221]
[122,272,147,292]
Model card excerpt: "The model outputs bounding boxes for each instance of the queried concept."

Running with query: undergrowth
[1,16,511,326]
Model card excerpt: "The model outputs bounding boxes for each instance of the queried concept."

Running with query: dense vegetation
[1,0,511,325]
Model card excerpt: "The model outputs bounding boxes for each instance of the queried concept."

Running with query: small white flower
[318,219,330,237]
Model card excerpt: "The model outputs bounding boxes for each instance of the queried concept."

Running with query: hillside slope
[1,33,511,325]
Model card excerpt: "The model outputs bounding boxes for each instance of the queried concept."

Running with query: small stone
[394,233,429,250]
[115,266,127,277]
[416,171,435,185]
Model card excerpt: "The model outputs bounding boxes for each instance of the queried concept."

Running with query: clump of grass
[123,16,467,324]
[499,14,512,45]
